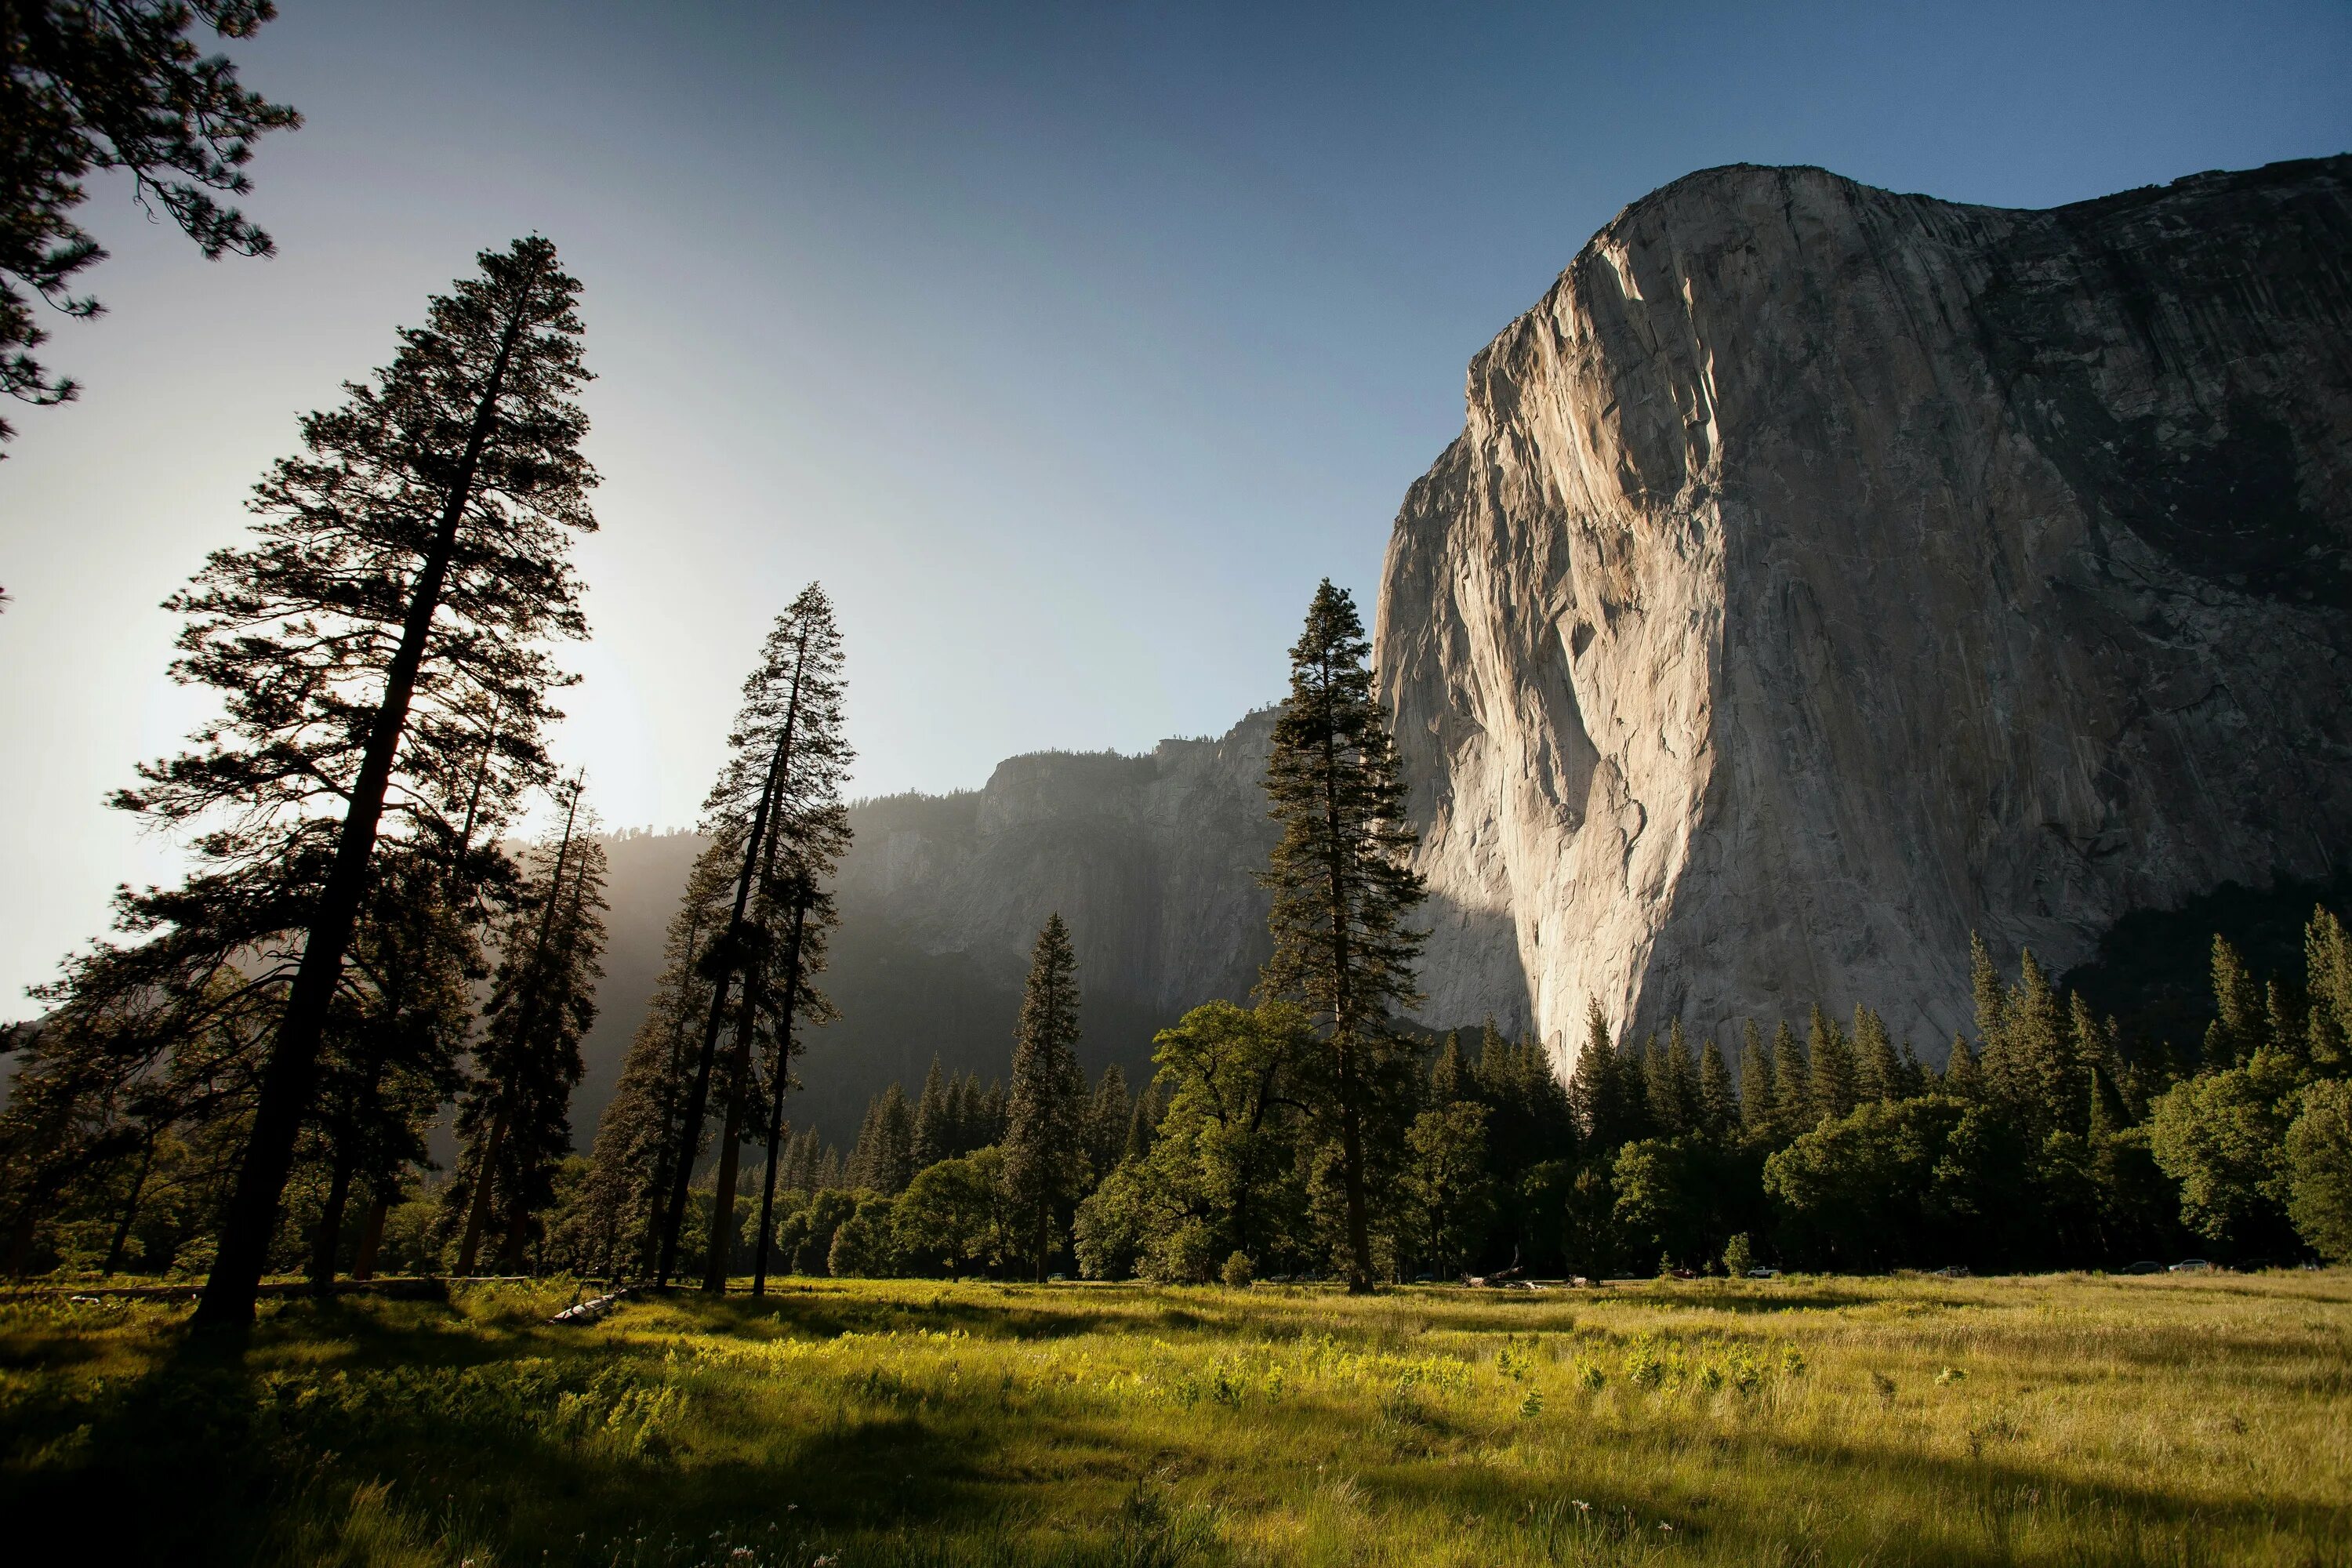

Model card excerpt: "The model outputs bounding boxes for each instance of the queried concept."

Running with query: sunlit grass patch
[0,1270,2347,1565]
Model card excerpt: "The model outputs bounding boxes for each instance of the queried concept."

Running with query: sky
[2,0,2348,1009]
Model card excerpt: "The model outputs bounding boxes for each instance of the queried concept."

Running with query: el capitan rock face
[1377,157,2352,1067]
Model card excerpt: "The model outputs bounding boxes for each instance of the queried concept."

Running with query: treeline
[533,908,2345,1287]
[0,238,858,1323]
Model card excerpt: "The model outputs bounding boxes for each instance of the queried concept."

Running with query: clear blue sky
[2,0,2347,1007]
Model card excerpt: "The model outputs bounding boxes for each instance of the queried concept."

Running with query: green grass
[2,1271,2347,1566]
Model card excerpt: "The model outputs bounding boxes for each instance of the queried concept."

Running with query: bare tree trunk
[751,899,811,1298]
[102,1134,158,1278]
[456,1111,508,1276]
[350,1192,390,1280]
[310,1141,355,1294]
[194,279,539,1333]
[655,740,786,1285]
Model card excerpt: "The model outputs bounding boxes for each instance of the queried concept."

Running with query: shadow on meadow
[0,1297,1022,1567]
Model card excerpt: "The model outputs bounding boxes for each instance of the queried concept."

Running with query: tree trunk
[703,1097,745,1294]
[350,1192,390,1280]
[102,1135,158,1279]
[655,737,786,1286]
[456,1110,508,1276]
[194,280,538,1334]
[751,898,811,1298]
[310,1142,355,1294]
[500,1201,532,1275]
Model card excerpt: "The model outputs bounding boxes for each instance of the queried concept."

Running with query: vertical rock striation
[1377,158,2352,1067]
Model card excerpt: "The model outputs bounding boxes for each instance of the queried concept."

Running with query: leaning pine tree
[1003,913,1086,1282]
[173,237,596,1329]
[450,779,609,1274]
[1259,580,1425,1292]
[654,584,851,1289]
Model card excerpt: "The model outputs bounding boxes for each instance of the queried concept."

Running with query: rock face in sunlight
[1377,156,2352,1069]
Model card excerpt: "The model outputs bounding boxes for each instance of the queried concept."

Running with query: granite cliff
[1377,157,2352,1068]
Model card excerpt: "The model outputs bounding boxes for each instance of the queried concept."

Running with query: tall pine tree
[1258,581,1425,1291]
[655,586,851,1287]
[1004,913,1086,1281]
[120,237,599,1329]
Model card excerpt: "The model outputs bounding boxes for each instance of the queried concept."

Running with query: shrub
[2285,1079,2352,1262]
[1722,1232,1755,1277]
[1221,1250,1254,1288]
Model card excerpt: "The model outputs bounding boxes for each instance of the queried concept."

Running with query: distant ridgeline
[575,710,1279,1150]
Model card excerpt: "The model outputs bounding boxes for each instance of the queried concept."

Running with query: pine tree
[1770,1022,1813,1137]
[1809,1007,1857,1124]
[1004,913,1086,1280]
[1737,1021,1773,1145]
[1569,1003,1632,1152]
[1971,933,2009,1062]
[1258,581,1425,1293]
[2005,952,2073,1139]
[2308,908,2352,1072]
[1646,1022,1700,1136]
[1083,1065,1133,1179]
[743,590,853,1295]
[848,1084,914,1195]
[451,782,608,1273]
[1429,1033,1472,1104]
[654,585,852,1289]
[142,237,597,1330]
[2205,936,2267,1067]
[1943,1034,1982,1101]
[1697,1034,1738,1144]
[1853,1007,1900,1103]
[912,1056,954,1170]
[2,1,300,450]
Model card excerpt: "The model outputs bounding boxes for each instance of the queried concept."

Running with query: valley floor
[2,1272,2347,1567]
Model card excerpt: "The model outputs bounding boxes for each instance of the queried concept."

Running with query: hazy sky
[2,0,2348,1008]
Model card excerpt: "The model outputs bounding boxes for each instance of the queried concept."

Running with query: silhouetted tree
[1004,913,1085,1279]
[656,585,852,1289]
[2,0,299,450]
[1258,579,1425,1291]
[180,237,595,1329]
[450,782,608,1274]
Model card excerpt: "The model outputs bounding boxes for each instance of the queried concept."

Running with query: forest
[2,4,2348,1319]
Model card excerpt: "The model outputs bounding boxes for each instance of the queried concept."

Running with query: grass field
[2,1271,2347,1567]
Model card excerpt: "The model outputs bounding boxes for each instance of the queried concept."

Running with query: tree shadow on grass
[0,1301,1022,1568]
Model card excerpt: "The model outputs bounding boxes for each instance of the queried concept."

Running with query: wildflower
[1573,1499,1591,1513]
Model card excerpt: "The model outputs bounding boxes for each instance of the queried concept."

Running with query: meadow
[1,1271,2346,1568]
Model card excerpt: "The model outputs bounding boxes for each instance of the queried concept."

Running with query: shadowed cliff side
[572,712,1285,1145]
[1377,156,2352,1071]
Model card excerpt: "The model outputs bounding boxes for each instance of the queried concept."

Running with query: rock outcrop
[1378,157,2352,1069]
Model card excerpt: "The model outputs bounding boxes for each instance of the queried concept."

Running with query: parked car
[1932,1265,1972,1279]
[2122,1261,2165,1275]
[2169,1258,2212,1272]
[1745,1267,1780,1279]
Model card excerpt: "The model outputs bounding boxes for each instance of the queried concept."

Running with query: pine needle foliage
[185,236,595,1328]
[1,0,299,447]
[450,783,608,1273]
[1004,913,1086,1281]
[1258,579,1425,1291]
